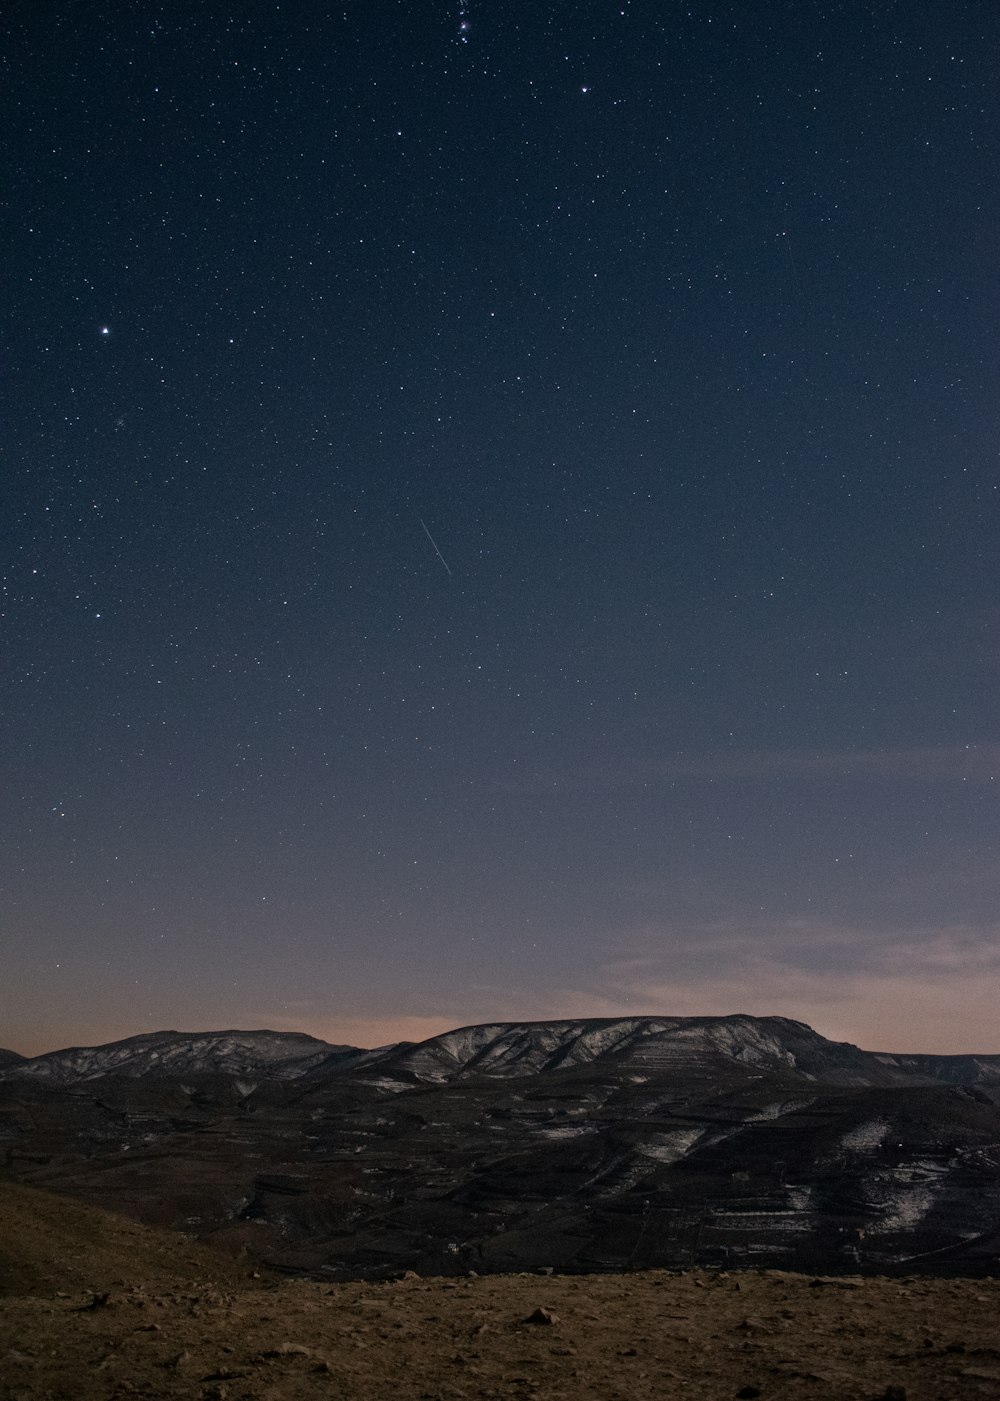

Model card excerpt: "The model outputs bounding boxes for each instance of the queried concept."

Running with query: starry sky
[3,1,998,1057]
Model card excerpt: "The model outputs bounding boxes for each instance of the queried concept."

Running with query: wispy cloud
[599,916,1000,970]
[243,921,1000,1057]
[545,922,1000,1054]
[260,924,1000,1055]
[502,743,1000,793]
[653,743,1000,783]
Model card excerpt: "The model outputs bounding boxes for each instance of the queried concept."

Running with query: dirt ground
[3,1184,1000,1401]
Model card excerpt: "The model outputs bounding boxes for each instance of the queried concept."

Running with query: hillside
[0,1181,255,1298]
[3,1016,1000,1279]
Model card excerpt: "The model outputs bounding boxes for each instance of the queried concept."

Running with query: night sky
[3,2,998,1057]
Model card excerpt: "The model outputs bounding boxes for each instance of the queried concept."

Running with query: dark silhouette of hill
[3,1015,1000,1280]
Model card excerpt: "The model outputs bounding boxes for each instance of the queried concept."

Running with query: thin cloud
[653,743,1000,782]
[559,965,1000,1056]
[254,923,1000,1057]
[548,923,1000,1054]
[499,743,1000,793]
[592,917,1000,989]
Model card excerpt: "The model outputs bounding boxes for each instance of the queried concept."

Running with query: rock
[523,1307,559,1325]
[75,1291,110,1311]
[263,1342,312,1357]
[876,1387,906,1401]
[735,1318,771,1333]
[736,1388,762,1399]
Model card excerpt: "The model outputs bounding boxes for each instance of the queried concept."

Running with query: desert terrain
[3,1182,1000,1401]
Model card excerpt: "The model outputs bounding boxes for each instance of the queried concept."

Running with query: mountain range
[3,1015,1000,1278]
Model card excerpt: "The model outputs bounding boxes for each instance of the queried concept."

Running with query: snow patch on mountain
[7,1030,343,1083]
[387,1019,687,1082]
[785,1184,816,1213]
[748,1097,817,1122]
[841,1118,890,1152]
[874,1179,937,1233]
[636,1127,705,1164]
[385,1015,860,1085]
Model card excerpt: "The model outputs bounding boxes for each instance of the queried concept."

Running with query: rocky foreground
[2,1184,1000,1401]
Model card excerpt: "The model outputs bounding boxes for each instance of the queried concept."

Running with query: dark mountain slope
[3,1016,1000,1279]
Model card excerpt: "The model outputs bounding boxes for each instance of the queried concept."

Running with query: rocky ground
[3,1184,1000,1401]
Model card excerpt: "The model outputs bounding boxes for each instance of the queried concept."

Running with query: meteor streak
[419,517,453,577]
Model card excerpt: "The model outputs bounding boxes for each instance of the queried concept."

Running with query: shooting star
[419,517,453,577]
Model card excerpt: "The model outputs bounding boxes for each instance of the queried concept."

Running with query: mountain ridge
[1,1028,363,1084]
[6,1014,1000,1088]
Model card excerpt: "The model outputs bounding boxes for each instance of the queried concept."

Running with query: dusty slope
[2,1184,1000,1401]
[0,1183,255,1298]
